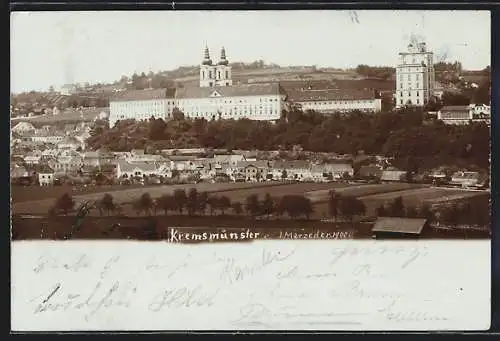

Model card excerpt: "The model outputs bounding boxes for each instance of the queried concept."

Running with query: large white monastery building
[395,40,435,109]
[109,46,285,127]
[109,46,382,127]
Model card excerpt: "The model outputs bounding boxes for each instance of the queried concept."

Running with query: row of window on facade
[190,109,279,117]
[400,74,423,81]
[399,91,423,97]
[302,99,375,106]
[399,98,424,105]
[206,98,279,104]
[398,66,432,73]
[115,101,175,107]
[202,70,230,79]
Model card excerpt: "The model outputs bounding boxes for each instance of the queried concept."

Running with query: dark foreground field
[11,215,490,241]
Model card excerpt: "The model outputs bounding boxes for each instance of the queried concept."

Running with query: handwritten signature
[148,285,220,312]
[30,281,136,321]
[231,303,366,327]
[219,247,296,284]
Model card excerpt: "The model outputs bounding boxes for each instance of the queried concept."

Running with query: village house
[49,154,84,175]
[82,151,102,168]
[213,154,246,167]
[40,148,60,161]
[450,171,481,187]
[38,165,55,187]
[380,168,407,182]
[115,161,160,179]
[11,121,36,133]
[272,160,311,181]
[126,153,168,164]
[190,159,214,179]
[23,151,42,165]
[10,163,29,179]
[357,165,383,180]
[40,125,53,131]
[57,136,83,150]
[169,155,198,171]
[310,165,330,182]
[323,163,354,179]
[242,161,271,182]
[30,130,66,144]
[438,104,491,125]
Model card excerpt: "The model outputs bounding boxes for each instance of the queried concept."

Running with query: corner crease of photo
[10,9,491,332]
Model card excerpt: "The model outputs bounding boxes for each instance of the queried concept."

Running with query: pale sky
[11,10,490,93]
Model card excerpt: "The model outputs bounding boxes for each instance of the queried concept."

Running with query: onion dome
[202,45,212,65]
[218,46,229,66]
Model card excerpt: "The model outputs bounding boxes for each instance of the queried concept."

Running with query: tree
[187,187,199,216]
[261,193,274,219]
[418,203,435,222]
[245,194,261,218]
[218,196,231,215]
[231,202,243,215]
[171,169,180,179]
[100,193,115,216]
[137,193,154,216]
[389,196,405,217]
[299,196,314,220]
[148,118,167,140]
[279,195,314,220]
[172,108,185,121]
[207,195,220,215]
[198,191,209,215]
[156,194,174,216]
[339,196,366,223]
[55,193,75,215]
[405,205,420,218]
[173,189,188,214]
[328,190,341,220]
[376,204,387,217]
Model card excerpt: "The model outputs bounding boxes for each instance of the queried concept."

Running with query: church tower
[199,45,215,87]
[199,45,232,88]
[215,46,232,87]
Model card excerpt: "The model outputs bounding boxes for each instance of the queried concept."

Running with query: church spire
[202,45,212,65]
[218,46,229,66]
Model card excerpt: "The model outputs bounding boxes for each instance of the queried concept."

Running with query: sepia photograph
[10,10,491,241]
[10,10,492,331]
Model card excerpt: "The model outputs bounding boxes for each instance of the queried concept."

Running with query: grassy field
[359,187,489,215]
[312,185,489,217]
[11,181,491,222]
[11,181,339,215]
[305,183,425,203]
[11,184,159,204]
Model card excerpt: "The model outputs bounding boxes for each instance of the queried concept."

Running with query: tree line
[87,107,490,172]
[48,188,489,228]
[48,189,316,221]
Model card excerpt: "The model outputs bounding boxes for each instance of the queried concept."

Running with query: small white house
[38,166,55,186]
[450,171,481,187]
[116,161,158,179]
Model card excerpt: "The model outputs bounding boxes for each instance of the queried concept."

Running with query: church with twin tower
[199,46,233,87]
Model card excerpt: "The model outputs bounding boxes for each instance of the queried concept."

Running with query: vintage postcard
[10,10,491,331]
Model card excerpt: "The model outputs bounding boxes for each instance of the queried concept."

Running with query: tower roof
[202,45,213,66]
[218,46,229,66]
